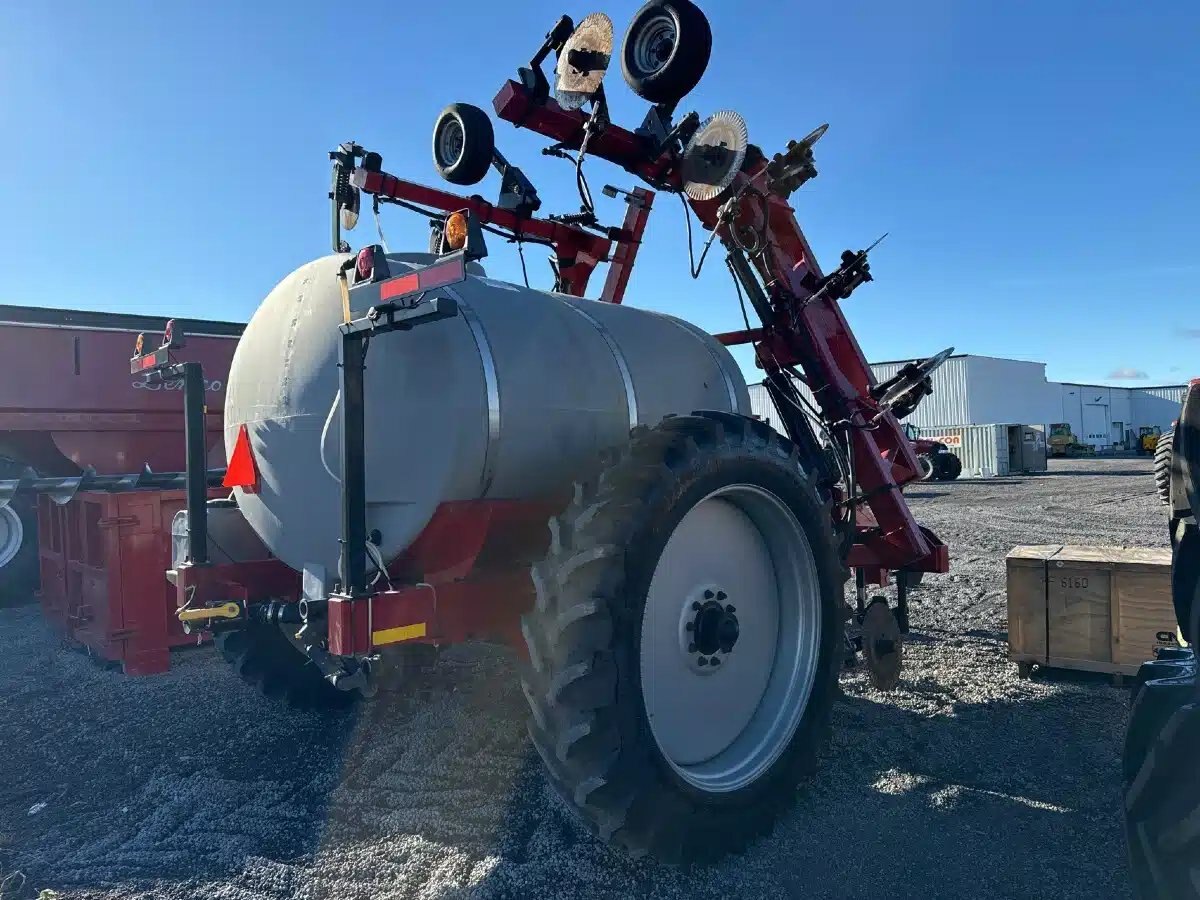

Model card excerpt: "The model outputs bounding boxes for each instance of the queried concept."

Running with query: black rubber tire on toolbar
[620,0,712,105]
[431,103,495,187]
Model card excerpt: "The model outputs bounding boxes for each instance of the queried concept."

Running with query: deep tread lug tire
[938,453,962,481]
[1124,690,1200,899]
[215,623,357,711]
[1155,430,1174,506]
[520,412,846,865]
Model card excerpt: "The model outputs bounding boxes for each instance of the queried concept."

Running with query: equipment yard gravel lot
[0,458,1161,899]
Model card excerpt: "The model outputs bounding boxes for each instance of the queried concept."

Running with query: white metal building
[747,354,1186,450]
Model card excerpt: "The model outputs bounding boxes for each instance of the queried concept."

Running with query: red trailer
[0,304,241,671]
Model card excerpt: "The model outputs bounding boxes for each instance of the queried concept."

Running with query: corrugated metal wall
[747,382,784,432]
[921,424,1010,477]
[1132,387,1186,433]
[747,361,1186,447]
[749,359,972,430]
[1139,386,1187,404]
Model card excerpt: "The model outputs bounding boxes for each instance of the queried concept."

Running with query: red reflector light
[379,272,419,301]
[418,256,466,290]
[223,424,260,493]
[356,247,375,281]
[378,257,466,303]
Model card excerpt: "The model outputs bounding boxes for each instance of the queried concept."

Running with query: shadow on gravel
[1,611,1132,900]
[462,670,1131,899]
[1047,468,1150,478]
[922,478,1028,488]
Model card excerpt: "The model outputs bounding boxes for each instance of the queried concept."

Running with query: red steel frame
[351,170,652,304]
[490,81,947,576]
[179,76,947,663]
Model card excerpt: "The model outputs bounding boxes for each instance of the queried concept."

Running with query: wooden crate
[1006,545,1178,677]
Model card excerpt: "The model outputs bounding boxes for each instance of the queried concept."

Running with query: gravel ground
[0,458,1165,899]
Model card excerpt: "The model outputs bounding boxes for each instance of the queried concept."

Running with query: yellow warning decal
[372,622,428,645]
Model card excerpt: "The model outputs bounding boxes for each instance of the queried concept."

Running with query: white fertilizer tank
[224,253,751,574]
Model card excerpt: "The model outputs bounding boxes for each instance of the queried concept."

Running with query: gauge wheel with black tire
[0,461,39,606]
[215,623,360,710]
[916,453,935,482]
[620,0,712,105]
[431,103,495,186]
[1155,429,1174,506]
[520,411,846,864]
[938,453,963,481]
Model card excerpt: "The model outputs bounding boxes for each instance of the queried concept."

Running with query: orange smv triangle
[223,424,260,493]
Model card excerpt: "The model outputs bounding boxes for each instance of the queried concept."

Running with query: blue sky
[1,1,1196,385]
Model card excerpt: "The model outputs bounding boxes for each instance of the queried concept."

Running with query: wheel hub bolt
[698,657,709,667]
[711,657,721,666]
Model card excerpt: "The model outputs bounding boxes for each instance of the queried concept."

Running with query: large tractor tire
[215,623,359,710]
[0,460,39,606]
[520,412,845,864]
[937,453,963,481]
[1122,429,1200,900]
[1124,666,1200,899]
[1154,429,1174,506]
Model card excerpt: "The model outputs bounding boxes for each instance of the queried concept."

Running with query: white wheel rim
[918,455,934,481]
[436,119,465,167]
[632,13,676,77]
[0,504,24,570]
[639,484,822,793]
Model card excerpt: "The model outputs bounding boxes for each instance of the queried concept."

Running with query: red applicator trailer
[0,304,240,672]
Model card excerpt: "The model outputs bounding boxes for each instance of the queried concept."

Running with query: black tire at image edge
[1154,430,1174,506]
[1123,687,1200,899]
[0,460,39,606]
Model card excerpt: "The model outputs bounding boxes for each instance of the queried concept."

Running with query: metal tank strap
[561,300,640,432]
[661,316,741,411]
[445,286,501,497]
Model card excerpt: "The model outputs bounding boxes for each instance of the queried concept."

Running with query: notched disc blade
[682,110,748,202]
[862,599,903,692]
[555,13,614,111]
